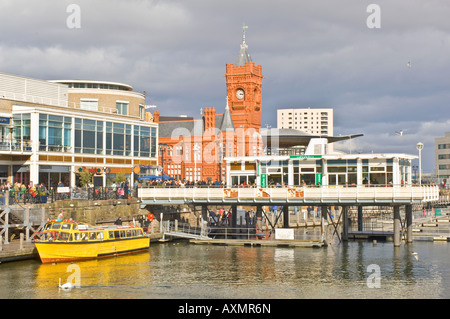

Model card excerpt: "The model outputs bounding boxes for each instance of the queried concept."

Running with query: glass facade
[228,156,413,188]
[13,113,31,142]
[39,114,72,152]
[75,118,103,154]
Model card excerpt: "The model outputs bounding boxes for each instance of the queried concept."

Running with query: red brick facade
[154,39,263,184]
[225,61,263,132]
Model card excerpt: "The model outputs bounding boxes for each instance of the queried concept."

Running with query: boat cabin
[39,220,145,242]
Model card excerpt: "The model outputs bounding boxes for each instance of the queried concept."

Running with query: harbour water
[1,235,450,300]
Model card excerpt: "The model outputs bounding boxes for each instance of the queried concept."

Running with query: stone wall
[44,198,146,225]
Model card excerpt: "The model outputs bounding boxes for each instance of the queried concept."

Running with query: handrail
[138,185,440,203]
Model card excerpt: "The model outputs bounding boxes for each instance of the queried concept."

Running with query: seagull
[59,278,73,290]
[407,61,411,68]
[395,130,403,136]
[412,252,419,261]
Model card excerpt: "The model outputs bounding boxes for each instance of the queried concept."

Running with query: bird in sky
[395,130,403,136]
[407,61,411,68]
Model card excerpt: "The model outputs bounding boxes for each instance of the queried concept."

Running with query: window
[75,118,103,154]
[40,114,69,152]
[13,113,31,143]
[116,102,129,115]
[80,99,99,111]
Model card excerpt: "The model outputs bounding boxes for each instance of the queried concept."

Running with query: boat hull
[35,237,149,263]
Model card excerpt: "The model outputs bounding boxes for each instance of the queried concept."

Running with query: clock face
[236,89,245,100]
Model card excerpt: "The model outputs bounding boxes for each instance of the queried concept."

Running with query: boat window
[74,233,80,241]
[126,230,131,237]
[97,232,104,240]
[120,231,125,238]
[132,230,137,237]
[138,229,143,236]
[51,223,62,229]
[72,224,78,230]
[60,232,70,241]
[69,234,73,241]
[44,223,52,230]
[114,231,120,239]
[108,231,114,239]
[81,232,88,241]
[61,223,71,230]
[89,232,97,240]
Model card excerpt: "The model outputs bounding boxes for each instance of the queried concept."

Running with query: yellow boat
[33,219,149,263]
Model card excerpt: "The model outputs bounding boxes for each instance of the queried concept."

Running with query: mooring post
[393,205,401,247]
[321,205,328,243]
[201,205,208,224]
[282,205,289,228]
[406,204,413,243]
[358,205,363,231]
[342,206,349,241]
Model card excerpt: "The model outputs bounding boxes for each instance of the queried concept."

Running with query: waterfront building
[277,108,334,154]
[277,107,333,136]
[225,128,414,187]
[155,25,263,183]
[0,72,158,188]
[436,132,450,179]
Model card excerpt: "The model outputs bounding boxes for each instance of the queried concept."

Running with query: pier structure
[138,185,439,246]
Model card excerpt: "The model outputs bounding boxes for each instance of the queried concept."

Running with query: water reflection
[1,240,449,298]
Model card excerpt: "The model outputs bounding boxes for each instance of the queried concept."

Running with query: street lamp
[416,142,424,186]
[193,143,200,183]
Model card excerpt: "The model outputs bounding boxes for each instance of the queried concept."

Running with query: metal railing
[4,187,137,205]
[139,185,440,203]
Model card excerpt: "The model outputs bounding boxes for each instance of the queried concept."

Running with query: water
[1,238,450,299]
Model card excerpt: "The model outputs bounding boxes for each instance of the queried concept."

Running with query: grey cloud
[0,0,449,173]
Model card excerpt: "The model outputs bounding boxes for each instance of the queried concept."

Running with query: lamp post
[193,143,200,183]
[159,143,168,176]
[416,142,424,185]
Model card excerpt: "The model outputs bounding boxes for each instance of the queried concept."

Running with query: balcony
[0,139,33,153]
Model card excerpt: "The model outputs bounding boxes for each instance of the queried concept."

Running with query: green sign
[261,174,267,188]
[315,173,322,185]
[290,155,322,159]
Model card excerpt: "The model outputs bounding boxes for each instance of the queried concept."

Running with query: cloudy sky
[1,0,449,173]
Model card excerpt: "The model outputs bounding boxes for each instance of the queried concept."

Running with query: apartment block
[277,108,333,136]
[436,132,450,178]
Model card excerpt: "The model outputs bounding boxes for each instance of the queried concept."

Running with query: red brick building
[154,28,263,183]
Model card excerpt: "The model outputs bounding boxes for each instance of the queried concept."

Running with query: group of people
[110,179,130,199]
[1,182,49,203]
[114,213,154,233]
[207,208,258,227]
[139,179,224,188]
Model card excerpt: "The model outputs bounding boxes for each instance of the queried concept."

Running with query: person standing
[114,217,123,225]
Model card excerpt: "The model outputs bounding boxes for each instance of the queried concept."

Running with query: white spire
[242,23,248,44]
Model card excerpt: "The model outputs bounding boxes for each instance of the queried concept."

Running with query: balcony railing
[138,185,440,204]
[0,140,32,152]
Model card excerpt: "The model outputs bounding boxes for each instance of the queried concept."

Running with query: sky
[0,0,449,174]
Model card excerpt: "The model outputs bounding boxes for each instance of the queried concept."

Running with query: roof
[262,128,364,148]
[158,119,204,138]
[235,42,252,66]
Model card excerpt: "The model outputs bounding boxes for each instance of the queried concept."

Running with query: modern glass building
[0,72,158,188]
[226,153,415,188]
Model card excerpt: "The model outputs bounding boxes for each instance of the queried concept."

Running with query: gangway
[160,221,211,240]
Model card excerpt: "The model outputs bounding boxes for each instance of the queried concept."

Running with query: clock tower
[225,25,263,132]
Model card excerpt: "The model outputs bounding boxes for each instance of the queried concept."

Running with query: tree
[115,173,126,184]
[77,171,93,187]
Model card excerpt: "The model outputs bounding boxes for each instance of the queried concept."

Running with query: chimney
[153,110,160,123]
